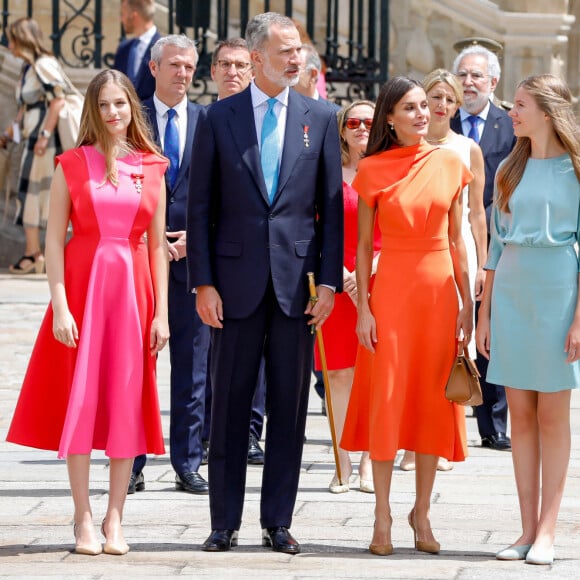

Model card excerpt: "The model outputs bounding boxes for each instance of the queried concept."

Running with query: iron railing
[1,0,389,102]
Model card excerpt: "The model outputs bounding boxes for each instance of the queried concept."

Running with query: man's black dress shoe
[262,526,300,554]
[247,435,265,465]
[481,432,512,451]
[175,472,209,494]
[127,471,145,494]
[201,529,238,552]
[201,440,209,466]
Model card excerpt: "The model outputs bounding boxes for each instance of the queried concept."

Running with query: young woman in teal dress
[476,74,580,566]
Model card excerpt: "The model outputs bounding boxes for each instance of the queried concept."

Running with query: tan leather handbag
[445,340,483,406]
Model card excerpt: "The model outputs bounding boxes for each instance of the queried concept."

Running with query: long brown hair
[496,74,580,212]
[8,18,52,64]
[77,69,161,184]
[365,76,423,157]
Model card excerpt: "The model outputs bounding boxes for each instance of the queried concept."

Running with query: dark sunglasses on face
[345,117,373,130]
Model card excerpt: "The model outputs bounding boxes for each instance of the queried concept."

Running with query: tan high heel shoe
[408,509,440,554]
[73,523,102,556]
[369,516,393,556]
[101,519,130,555]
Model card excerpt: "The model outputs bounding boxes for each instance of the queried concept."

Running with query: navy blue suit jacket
[143,98,203,283]
[187,86,344,319]
[451,101,515,229]
[114,31,161,101]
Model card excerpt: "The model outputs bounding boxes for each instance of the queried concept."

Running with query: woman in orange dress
[341,76,473,556]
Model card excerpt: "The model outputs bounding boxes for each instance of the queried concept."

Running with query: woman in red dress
[315,100,380,494]
[7,70,168,556]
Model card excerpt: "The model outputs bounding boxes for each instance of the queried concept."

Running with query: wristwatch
[40,129,52,138]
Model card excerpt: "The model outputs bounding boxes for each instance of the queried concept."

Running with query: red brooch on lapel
[131,173,144,195]
[303,125,310,148]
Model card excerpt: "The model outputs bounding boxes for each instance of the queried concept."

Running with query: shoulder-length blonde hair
[8,18,51,64]
[422,68,464,107]
[337,100,375,166]
[496,74,580,212]
[77,69,162,184]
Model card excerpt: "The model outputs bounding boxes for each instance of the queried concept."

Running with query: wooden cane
[307,272,343,486]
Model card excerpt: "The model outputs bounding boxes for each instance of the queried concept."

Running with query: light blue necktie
[164,108,179,189]
[260,97,281,203]
[467,115,480,144]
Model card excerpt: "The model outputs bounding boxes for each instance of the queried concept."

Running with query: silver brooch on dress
[131,173,144,195]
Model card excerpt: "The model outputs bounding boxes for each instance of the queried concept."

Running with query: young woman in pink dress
[7,69,169,556]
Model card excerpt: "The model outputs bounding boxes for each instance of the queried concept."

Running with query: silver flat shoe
[525,545,555,565]
[496,543,532,560]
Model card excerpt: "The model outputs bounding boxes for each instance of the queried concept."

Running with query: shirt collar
[137,25,157,45]
[251,82,289,109]
[460,100,491,122]
[153,94,188,118]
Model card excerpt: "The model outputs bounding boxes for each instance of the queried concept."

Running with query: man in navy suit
[129,34,210,496]
[451,45,516,452]
[113,0,160,101]
[188,12,343,554]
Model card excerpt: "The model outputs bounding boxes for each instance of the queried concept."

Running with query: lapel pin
[303,125,310,148]
[131,173,144,195]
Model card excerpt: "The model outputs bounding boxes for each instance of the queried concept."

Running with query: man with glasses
[211,38,254,99]
[203,38,267,467]
[451,44,516,452]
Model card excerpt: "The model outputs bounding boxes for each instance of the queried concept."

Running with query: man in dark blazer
[129,34,210,496]
[188,12,343,555]
[113,0,160,101]
[451,44,516,452]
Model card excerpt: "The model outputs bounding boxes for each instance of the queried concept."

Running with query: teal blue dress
[485,154,580,391]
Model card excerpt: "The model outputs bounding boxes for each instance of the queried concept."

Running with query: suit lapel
[273,92,308,204]
[479,103,501,152]
[227,88,269,203]
[174,103,198,189]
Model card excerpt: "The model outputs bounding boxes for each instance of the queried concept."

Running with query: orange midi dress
[341,142,472,462]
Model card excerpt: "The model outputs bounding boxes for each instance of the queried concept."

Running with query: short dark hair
[211,38,249,66]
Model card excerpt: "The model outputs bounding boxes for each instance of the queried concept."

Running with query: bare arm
[448,193,474,343]
[355,200,378,352]
[475,270,495,359]
[467,141,487,299]
[45,163,78,347]
[564,273,580,363]
[34,96,65,156]
[147,179,170,355]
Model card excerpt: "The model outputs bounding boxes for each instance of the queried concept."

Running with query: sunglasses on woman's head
[345,117,373,130]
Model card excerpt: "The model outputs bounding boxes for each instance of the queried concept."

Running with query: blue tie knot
[467,115,480,143]
[167,108,177,121]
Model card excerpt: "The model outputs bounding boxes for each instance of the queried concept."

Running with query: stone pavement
[0,272,578,579]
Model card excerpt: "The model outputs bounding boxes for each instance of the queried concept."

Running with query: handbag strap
[456,339,464,356]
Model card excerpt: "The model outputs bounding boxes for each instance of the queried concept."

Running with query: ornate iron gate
[1,0,389,102]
